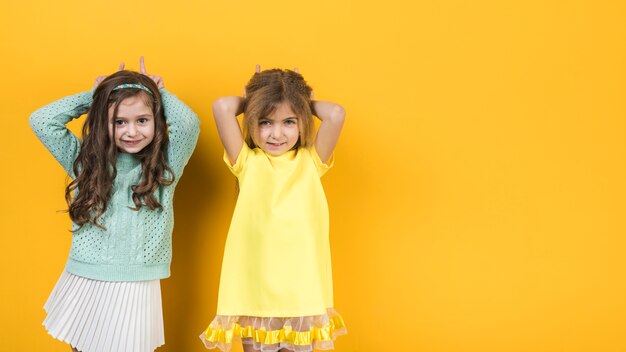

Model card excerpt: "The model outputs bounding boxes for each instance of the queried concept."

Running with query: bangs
[108,90,154,114]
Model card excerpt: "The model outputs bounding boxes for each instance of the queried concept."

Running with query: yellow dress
[200,144,346,351]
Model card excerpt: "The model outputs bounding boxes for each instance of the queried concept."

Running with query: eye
[115,119,125,126]
[259,120,271,126]
[138,118,148,124]
[285,119,297,125]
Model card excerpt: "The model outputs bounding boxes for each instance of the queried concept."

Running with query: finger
[94,76,104,88]
[294,67,299,73]
[255,64,261,73]
[118,62,125,71]
[150,75,164,88]
[140,56,147,74]
[310,90,315,99]
[243,87,247,98]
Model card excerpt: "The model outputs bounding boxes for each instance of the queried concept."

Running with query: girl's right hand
[243,64,262,97]
[93,62,125,89]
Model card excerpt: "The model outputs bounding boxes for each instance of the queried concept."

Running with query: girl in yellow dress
[199,66,347,352]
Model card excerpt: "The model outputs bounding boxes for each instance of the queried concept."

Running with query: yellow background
[1,0,625,351]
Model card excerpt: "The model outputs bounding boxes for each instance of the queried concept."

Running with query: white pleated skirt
[43,271,165,352]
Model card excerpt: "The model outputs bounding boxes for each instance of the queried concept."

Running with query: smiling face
[108,94,155,154]
[252,101,300,156]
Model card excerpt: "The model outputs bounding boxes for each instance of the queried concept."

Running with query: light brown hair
[243,69,314,149]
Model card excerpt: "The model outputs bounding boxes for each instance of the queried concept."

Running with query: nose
[126,123,138,137]
[270,124,282,139]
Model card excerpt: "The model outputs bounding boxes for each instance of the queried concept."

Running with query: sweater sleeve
[29,91,93,176]
[159,89,200,180]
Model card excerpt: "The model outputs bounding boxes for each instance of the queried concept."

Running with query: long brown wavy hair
[66,71,174,230]
[243,69,314,149]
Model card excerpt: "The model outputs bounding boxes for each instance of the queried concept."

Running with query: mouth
[267,142,287,148]
[122,139,143,146]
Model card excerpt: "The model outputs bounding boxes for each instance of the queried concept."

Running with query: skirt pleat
[43,271,165,352]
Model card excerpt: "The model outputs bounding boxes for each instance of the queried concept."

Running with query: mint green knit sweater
[30,89,200,281]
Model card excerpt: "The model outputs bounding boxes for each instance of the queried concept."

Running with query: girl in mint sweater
[30,57,200,352]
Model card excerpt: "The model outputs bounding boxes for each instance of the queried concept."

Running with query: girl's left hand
[93,62,125,89]
[139,56,164,89]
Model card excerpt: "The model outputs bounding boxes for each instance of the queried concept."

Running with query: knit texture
[30,88,200,281]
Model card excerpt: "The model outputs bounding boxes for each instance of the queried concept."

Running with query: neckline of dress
[265,149,298,160]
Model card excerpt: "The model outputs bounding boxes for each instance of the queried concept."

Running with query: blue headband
[112,83,153,95]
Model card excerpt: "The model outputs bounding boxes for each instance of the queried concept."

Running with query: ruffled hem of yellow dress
[199,308,346,351]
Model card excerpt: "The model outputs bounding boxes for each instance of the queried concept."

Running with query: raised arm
[312,100,345,164]
[29,90,92,176]
[160,89,200,177]
[213,96,244,165]
[139,57,200,177]
[30,62,128,176]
